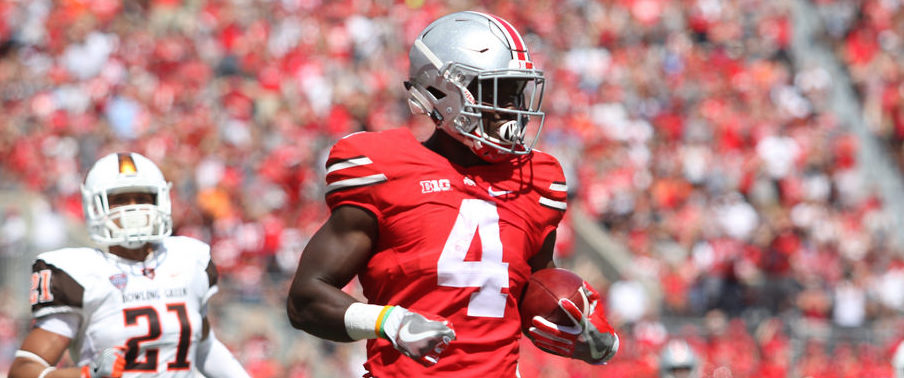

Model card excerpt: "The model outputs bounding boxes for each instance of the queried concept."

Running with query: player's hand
[528,281,619,364]
[82,346,126,377]
[380,306,456,366]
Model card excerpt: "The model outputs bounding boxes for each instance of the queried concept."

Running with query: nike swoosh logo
[488,187,511,197]
[398,322,438,343]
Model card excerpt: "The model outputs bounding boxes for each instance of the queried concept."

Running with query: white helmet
[81,152,173,249]
[659,339,699,378]
[407,11,546,162]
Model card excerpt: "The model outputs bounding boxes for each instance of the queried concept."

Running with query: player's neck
[423,130,489,168]
[108,244,154,261]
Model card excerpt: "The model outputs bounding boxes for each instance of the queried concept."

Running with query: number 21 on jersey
[437,199,509,318]
[123,303,192,371]
[30,269,54,305]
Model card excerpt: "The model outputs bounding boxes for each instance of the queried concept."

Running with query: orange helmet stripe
[117,153,137,174]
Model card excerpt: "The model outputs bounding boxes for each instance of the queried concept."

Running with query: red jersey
[324,129,567,377]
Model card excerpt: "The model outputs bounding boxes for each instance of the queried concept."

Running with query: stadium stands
[1,0,903,376]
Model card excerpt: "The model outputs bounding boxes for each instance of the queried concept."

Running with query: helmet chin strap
[470,138,512,163]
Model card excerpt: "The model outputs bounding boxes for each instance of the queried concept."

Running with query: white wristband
[38,367,56,378]
[344,302,390,340]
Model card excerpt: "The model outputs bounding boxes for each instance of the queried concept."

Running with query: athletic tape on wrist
[14,349,50,367]
[38,367,56,378]
[344,302,392,340]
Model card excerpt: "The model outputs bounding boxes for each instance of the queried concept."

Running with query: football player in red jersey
[9,152,248,378]
[287,11,618,377]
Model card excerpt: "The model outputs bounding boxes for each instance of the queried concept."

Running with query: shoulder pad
[161,236,217,287]
[30,248,98,315]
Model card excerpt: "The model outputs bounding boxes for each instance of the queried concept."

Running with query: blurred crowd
[1,0,903,377]
[817,0,904,171]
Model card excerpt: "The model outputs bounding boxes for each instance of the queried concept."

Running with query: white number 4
[437,199,509,318]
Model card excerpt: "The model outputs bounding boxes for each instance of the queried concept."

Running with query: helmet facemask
[461,71,545,161]
[411,62,546,162]
[84,187,172,249]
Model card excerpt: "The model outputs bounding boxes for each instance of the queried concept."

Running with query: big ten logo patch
[420,179,451,193]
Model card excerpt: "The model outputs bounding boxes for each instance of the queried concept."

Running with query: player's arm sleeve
[34,313,81,339]
[195,329,250,378]
[31,258,85,319]
[324,134,387,219]
[187,237,219,316]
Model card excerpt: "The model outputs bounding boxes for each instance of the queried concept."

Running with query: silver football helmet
[81,152,172,249]
[407,11,546,162]
[659,339,699,378]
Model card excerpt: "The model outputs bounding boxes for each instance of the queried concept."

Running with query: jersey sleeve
[324,132,389,219]
[531,152,569,239]
[34,312,81,339]
[30,258,85,318]
[169,236,219,312]
[191,238,219,311]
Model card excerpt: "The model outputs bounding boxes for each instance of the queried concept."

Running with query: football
[519,268,586,333]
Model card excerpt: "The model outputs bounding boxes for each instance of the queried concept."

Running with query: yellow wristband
[374,305,395,339]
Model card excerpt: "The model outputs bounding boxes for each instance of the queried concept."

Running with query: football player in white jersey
[9,152,249,378]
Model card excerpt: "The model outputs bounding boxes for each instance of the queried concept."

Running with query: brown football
[519,268,585,333]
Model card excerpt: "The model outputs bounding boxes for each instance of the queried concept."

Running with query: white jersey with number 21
[30,236,219,376]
